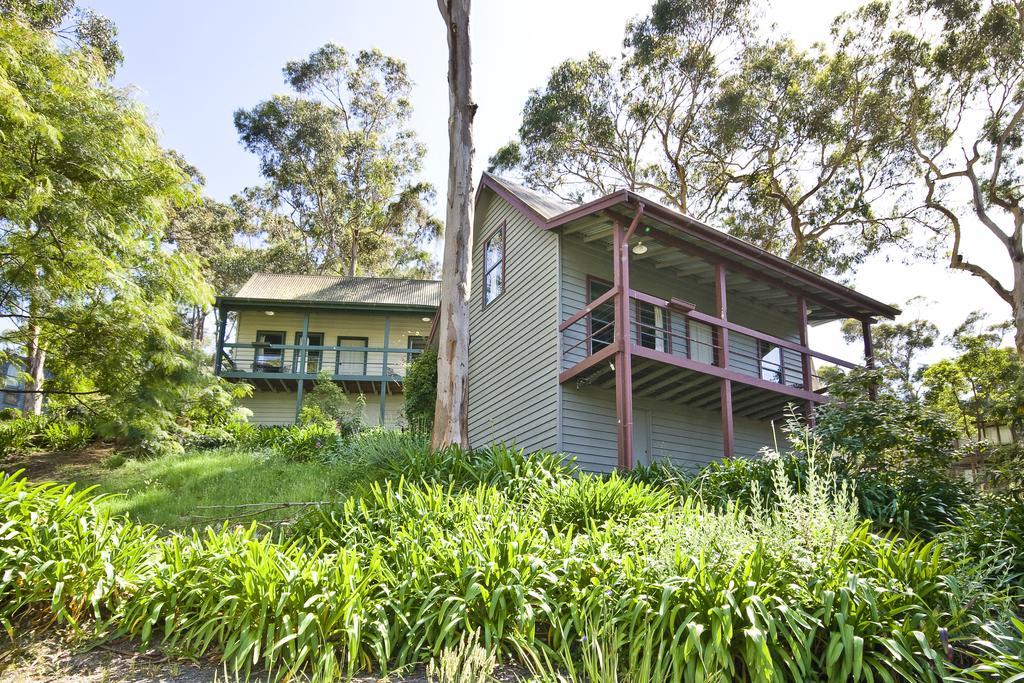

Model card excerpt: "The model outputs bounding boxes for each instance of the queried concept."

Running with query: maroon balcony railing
[559,287,859,396]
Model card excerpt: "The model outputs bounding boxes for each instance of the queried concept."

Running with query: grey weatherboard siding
[557,237,780,473]
[467,184,803,473]
[467,195,561,454]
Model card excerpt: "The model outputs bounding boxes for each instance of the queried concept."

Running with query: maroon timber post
[613,205,644,470]
[862,318,877,401]
[797,295,815,427]
[715,263,735,458]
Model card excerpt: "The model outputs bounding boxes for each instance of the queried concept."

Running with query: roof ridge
[250,272,441,284]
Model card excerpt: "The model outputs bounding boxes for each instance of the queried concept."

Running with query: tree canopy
[0,14,241,444]
[490,0,915,275]
[235,44,440,278]
[839,0,1024,356]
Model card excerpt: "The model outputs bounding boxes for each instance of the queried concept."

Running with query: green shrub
[623,459,691,492]
[0,407,21,421]
[301,372,364,435]
[815,378,960,470]
[0,417,37,455]
[324,428,428,466]
[403,348,437,435]
[0,473,159,632]
[856,466,973,536]
[959,618,1024,682]
[541,472,673,529]
[380,442,572,500]
[0,449,1014,682]
[939,493,1024,590]
[272,423,342,462]
[41,420,95,451]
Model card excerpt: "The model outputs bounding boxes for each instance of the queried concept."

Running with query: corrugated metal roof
[485,173,577,220]
[230,274,440,308]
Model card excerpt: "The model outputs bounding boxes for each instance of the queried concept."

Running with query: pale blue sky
[90,0,1008,362]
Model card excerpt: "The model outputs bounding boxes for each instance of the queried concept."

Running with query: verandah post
[797,295,815,427]
[612,205,644,470]
[294,310,310,424]
[715,263,735,458]
[214,302,227,376]
[862,318,877,401]
[613,221,634,470]
[380,315,391,427]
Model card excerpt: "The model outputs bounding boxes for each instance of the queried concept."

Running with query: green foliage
[541,472,672,529]
[959,618,1024,682]
[403,347,437,434]
[323,427,428,467]
[0,407,21,421]
[921,318,1024,440]
[0,414,97,455]
[0,15,241,452]
[234,44,440,277]
[272,423,342,463]
[379,442,572,501]
[850,0,1024,351]
[938,493,1024,590]
[0,0,123,71]
[493,0,911,274]
[2,438,1020,682]
[815,378,961,470]
[684,439,972,538]
[41,420,94,451]
[0,416,39,455]
[839,314,939,400]
[300,372,364,435]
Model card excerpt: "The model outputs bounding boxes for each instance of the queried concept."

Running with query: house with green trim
[214,275,438,427]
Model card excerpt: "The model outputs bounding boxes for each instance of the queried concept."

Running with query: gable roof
[478,173,899,322]
[484,174,576,221]
[222,274,441,310]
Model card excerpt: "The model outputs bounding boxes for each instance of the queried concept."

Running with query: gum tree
[861,0,1024,356]
[433,0,474,448]
[235,45,440,277]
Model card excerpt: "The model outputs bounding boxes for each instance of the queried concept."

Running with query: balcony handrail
[630,316,816,387]
[221,341,422,354]
[559,288,617,332]
[628,289,857,370]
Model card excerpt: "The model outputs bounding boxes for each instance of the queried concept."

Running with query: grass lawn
[1,447,357,529]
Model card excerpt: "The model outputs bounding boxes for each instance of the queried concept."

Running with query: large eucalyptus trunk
[1014,273,1024,359]
[432,0,474,449]
[25,298,46,416]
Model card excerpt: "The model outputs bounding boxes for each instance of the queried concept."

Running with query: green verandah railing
[215,341,424,425]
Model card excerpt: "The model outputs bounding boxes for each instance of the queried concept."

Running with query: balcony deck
[216,342,423,395]
[559,287,856,422]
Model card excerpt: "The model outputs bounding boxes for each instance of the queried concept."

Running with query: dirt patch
[0,634,529,682]
[0,634,222,683]
[0,445,116,484]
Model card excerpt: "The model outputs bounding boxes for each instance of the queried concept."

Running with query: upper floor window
[483,223,505,306]
[4,364,19,389]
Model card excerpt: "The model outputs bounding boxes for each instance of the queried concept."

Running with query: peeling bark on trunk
[25,301,45,416]
[1014,280,1024,359]
[432,0,474,449]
